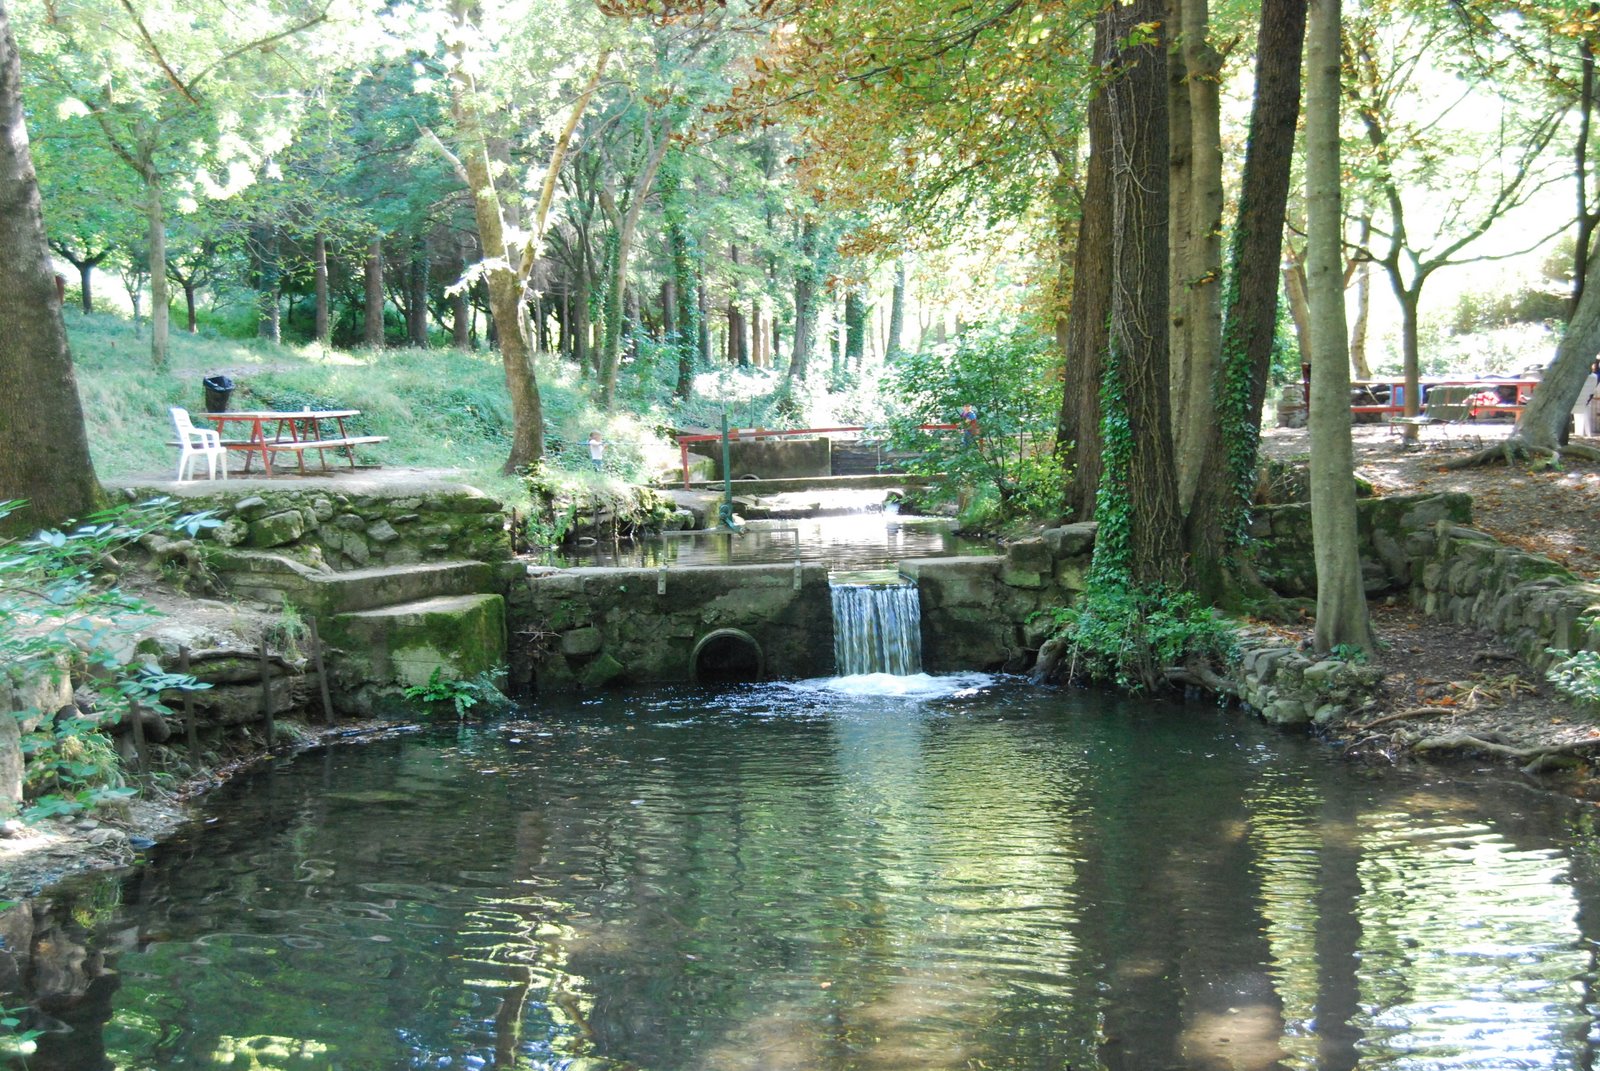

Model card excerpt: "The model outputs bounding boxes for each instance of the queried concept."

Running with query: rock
[248,510,307,548]
[561,627,603,657]
[366,520,400,544]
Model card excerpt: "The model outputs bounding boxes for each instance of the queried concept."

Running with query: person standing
[588,431,605,472]
[959,403,979,447]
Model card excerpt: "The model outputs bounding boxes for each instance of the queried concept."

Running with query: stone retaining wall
[1419,524,1600,669]
[156,483,510,572]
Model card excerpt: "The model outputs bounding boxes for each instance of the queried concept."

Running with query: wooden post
[258,639,275,748]
[309,618,335,725]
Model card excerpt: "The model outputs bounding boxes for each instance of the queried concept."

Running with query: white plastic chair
[1574,374,1598,437]
[171,407,228,481]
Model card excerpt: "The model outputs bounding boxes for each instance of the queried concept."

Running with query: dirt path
[1261,424,1600,789]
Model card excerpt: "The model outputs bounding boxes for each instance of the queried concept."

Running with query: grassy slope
[67,315,684,508]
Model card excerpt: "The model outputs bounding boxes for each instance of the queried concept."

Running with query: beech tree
[1306,0,1373,654]
[0,0,100,533]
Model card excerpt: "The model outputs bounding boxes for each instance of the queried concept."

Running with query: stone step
[304,560,497,615]
[210,550,496,616]
[325,593,507,698]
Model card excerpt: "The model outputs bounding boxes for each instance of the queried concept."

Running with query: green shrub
[1,499,213,820]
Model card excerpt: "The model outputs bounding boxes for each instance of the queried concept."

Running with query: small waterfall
[830,570,923,676]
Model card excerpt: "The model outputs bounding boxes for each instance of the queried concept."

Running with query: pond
[6,675,1600,1070]
[547,514,996,569]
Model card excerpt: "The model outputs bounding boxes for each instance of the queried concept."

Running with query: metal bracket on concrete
[658,566,668,596]
[793,560,803,591]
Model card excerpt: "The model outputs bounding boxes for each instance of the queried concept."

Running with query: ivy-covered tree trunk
[844,288,868,370]
[0,5,101,534]
[1306,0,1373,654]
[886,259,906,361]
[1096,0,1184,590]
[364,237,385,348]
[1057,67,1111,524]
[1182,0,1306,599]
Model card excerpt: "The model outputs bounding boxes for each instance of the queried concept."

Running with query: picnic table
[198,409,387,474]
[1350,378,1539,420]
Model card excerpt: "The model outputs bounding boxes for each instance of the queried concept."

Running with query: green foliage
[883,322,1065,524]
[1,499,212,820]
[1330,643,1370,665]
[266,603,309,662]
[402,667,505,720]
[1048,586,1238,693]
[1546,648,1600,709]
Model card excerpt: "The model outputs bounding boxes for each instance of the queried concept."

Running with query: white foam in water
[786,671,997,700]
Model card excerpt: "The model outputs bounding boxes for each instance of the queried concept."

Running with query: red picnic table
[197,409,387,475]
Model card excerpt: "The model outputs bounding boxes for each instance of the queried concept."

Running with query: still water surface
[548,515,995,569]
[8,675,1600,1070]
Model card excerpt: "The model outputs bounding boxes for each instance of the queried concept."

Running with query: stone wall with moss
[143,483,510,574]
[1418,523,1600,670]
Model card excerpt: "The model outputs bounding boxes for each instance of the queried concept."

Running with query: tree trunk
[183,280,198,333]
[844,288,867,370]
[1175,0,1225,512]
[147,177,169,366]
[449,0,542,471]
[1306,0,1373,654]
[0,6,101,534]
[451,291,471,350]
[364,237,385,348]
[790,224,818,382]
[1097,0,1184,590]
[313,231,330,345]
[1058,53,1113,524]
[575,273,591,374]
[1282,247,1313,368]
[599,127,673,408]
[407,236,429,347]
[727,301,747,367]
[77,261,94,314]
[887,258,906,360]
[1166,0,1193,455]
[1348,214,1372,378]
[1182,0,1307,600]
[254,223,280,344]
[1501,239,1600,451]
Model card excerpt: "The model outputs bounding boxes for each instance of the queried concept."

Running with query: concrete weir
[511,562,837,691]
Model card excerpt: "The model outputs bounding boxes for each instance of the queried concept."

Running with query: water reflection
[547,514,995,569]
[2,681,1598,1070]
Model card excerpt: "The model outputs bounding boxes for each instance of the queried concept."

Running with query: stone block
[581,652,626,689]
[1042,523,1097,559]
[1001,568,1045,590]
[1006,538,1053,572]
[327,593,506,690]
[249,510,307,548]
[366,520,400,544]
[561,627,603,657]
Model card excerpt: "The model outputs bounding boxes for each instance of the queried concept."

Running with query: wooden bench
[263,435,389,473]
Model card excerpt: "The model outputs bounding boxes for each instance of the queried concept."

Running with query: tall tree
[0,1,99,533]
[1182,0,1308,598]
[1305,0,1372,654]
[429,0,609,471]
[1094,1,1183,592]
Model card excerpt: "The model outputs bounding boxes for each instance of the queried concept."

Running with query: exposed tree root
[1405,732,1600,777]
[1444,435,1600,470]
[1353,705,1454,732]
[1164,661,1242,699]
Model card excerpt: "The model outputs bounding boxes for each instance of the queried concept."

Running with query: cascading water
[829,570,923,676]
